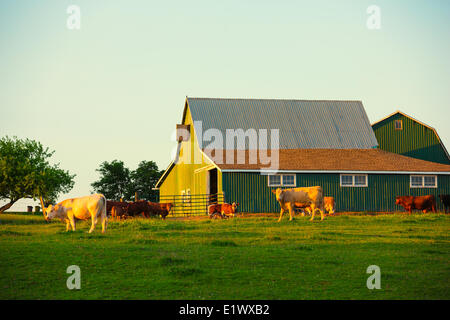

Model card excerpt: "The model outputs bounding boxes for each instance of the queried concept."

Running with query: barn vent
[176,124,190,142]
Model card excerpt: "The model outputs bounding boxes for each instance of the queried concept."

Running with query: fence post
[135,192,138,202]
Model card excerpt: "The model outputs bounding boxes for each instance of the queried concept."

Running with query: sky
[1,0,450,211]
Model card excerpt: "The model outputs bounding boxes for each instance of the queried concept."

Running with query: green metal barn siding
[372,113,450,165]
[222,172,450,213]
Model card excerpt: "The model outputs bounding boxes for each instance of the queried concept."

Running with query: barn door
[208,168,218,204]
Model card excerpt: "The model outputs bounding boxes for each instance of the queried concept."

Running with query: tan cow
[272,186,324,222]
[40,194,107,233]
[324,197,335,215]
[297,196,335,216]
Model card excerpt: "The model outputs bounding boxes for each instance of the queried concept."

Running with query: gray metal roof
[186,97,379,149]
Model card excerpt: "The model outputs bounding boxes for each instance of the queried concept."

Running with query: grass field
[0,212,449,300]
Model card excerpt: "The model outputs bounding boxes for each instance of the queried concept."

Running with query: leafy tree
[91,160,132,201]
[91,160,163,202]
[0,136,75,213]
[130,160,164,202]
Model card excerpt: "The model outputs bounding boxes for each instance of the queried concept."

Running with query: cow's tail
[100,194,108,233]
[101,195,107,218]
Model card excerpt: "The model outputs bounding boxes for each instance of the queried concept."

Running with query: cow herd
[39,189,449,233]
[271,186,450,222]
[107,200,173,220]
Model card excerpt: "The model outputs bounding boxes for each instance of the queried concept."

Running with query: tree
[91,160,163,202]
[0,136,75,213]
[130,160,163,202]
[91,160,132,201]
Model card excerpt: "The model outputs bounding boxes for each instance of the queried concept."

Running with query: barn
[372,111,450,165]
[155,98,450,213]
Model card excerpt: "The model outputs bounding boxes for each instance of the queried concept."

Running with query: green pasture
[0,212,449,299]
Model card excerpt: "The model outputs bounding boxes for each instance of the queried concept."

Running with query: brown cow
[208,202,239,218]
[125,200,154,217]
[395,195,436,213]
[146,202,172,220]
[111,206,128,220]
[106,201,129,216]
[439,195,450,213]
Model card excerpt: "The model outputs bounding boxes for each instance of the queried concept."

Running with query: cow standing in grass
[439,195,450,213]
[272,186,324,222]
[208,202,239,219]
[40,194,108,233]
[395,195,436,213]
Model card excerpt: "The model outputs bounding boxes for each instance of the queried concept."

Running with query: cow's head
[45,204,62,220]
[271,188,284,202]
[395,197,401,205]
[231,202,239,214]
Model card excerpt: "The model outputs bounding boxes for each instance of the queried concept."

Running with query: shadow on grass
[160,257,185,266]
[210,240,238,247]
[169,267,203,277]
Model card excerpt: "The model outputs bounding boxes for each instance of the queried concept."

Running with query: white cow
[272,186,324,222]
[40,194,107,233]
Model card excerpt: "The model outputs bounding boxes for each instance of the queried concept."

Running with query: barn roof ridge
[187,96,363,103]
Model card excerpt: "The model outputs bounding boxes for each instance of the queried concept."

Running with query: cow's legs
[65,219,70,232]
[101,215,107,233]
[89,216,98,233]
[69,216,76,231]
[288,203,294,221]
[310,205,316,221]
[277,207,285,222]
[320,208,324,221]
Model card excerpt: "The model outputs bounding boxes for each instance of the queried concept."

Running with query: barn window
[410,175,437,188]
[340,174,368,187]
[394,120,403,130]
[268,174,296,187]
[268,175,282,186]
[282,175,296,187]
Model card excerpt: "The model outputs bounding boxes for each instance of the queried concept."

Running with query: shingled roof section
[204,149,450,173]
[187,97,379,149]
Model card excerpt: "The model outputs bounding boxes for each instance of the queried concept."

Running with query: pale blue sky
[1,0,449,210]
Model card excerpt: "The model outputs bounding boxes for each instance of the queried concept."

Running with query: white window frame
[340,174,368,187]
[282,174,296,187]
[268,174,296,187]
[268,175,282,187]
[410,175,437,188]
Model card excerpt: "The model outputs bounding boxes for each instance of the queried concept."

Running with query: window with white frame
[282,175,296,187]
[340,174,368,187]
[268,175,281,186]
[410,175,437,188]
[268,174,296,187]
